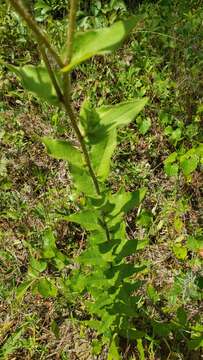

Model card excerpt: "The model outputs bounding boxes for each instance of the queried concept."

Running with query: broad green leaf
[188,337,203,350]
[80,99,147,181]
[80,103,115,180]
[138,118,151,135]
[136,210,153,228]
[180,155,198,176]
[119,322,145,340]
[164,152,178,164]
[153,322,172,337]
[176,307,187,325]
[70,165,98,196]
[37,278,58,298]
[106,264,145,281]
[30,258,47,273]
[78,246,115,266]
[79,100,103,143]
[16,280,34,300]
[172,244,187,260]
[109,187,147,217]
[91,339,103,356]
[91,129,117,180]
[42,137,83,166]
[62,17,138,72]
[147,285,160,304]
[136,238,149,250]
[97,98,148,131]
[43,228,57,258]
[164,162,179,177]
[65,210,101,231]
[7,64,60,106]
[115,239,138,260]
[187,236,203,251]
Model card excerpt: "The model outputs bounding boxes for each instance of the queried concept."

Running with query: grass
[0,0,203,359]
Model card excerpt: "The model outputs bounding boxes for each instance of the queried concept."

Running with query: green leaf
[172,244,187,260]
[116,239,138,259]
[71,165,97,196]
[136,210,153,228]
[62,17,138,72]
[7,64,60,106]
[106,264,145,281]
[180,155,199,176]
[187,236,203,251]
[136,238,149,250]
[37,278,58,298]
[78,245,115,266]
[188,337,203,350]
[153,322,172,337]
[30,258,47,273]
[0,327,25,358]
[91,339,103,355]
[97,98,148,131]
[43,228,57,259]
[109,188,147,217]
[80,99,147,181]
[65,210,101,231]
[164,162,179,177]
[138,118,151,135]
[91,129,117,180]
[164,152,178,164]
[176,307,187,325]
[147,285,160,304]
[16,280,34,300]
[42,137,83,166]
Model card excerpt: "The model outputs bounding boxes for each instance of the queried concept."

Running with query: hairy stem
[9,0,64,68]
[63,0,100,195]
[63,0,110,241]
[66,0,78,65]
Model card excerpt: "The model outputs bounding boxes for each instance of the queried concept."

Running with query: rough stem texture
[63,0,110,241]
[66,0,78,65]
[9,0,64,68]
[63,0,101,195]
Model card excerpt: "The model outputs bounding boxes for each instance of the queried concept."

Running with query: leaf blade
[42,137,83,166]
[62,17,138,72]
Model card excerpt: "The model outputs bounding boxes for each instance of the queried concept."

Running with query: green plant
[7,0,148,356]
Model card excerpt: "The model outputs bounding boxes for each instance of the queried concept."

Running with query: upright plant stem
[63,0,110,241]
[63,0,101,196]
[9,0,64,68]
[66,0,78,65]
